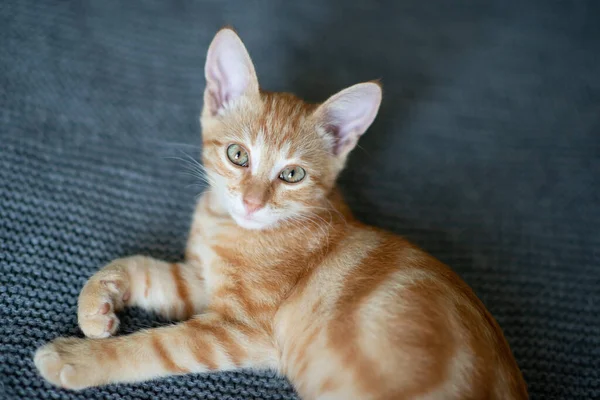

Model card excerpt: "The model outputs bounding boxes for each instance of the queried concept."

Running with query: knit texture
[1,1,599,399]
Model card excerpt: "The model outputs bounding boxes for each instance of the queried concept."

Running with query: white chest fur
[186,194,233,298]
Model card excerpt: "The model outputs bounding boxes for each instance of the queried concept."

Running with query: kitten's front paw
[78,268,130,338]
[34,338,98,390]
[79,301,120,339]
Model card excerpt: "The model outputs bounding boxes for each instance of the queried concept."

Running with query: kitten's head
[200,28,381,230]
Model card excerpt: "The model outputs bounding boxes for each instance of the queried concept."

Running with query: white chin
[231,213,273,230]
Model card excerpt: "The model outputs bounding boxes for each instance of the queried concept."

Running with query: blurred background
[1,1,599,399]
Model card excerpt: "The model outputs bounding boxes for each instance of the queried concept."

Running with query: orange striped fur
[34,28,528,399]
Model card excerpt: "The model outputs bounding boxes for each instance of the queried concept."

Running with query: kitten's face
[200,29,381,230]
[202,93,337,230]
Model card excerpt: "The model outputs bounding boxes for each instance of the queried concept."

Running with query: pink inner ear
[206,81,224,116]
[325,124,353,155]
[318,83,382,156]
[204,29,258,116]
[207,57,247,115]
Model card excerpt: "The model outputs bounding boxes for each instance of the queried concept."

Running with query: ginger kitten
[34,28,528,400]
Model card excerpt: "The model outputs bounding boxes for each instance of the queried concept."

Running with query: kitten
[34,28,528,400]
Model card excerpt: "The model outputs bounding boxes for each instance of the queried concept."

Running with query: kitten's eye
[226,144,249,167]
[279,166,306,183]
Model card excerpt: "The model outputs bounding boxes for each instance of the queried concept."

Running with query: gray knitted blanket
[1,1,599,399]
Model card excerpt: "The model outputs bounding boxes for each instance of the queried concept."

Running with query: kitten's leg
[78,256,207,338]
[35,313,276,390]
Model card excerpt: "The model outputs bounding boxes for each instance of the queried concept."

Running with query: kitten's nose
[243,197,263,214]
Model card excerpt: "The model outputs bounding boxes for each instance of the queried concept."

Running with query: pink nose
[243,197,263,214]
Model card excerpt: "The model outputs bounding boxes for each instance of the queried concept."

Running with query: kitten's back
[275,221,527,399]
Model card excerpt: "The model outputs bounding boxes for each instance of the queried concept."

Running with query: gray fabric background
[1,1,599,399]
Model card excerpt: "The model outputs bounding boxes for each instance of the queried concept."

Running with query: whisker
[292,212,331,251]
[166,150,218,188]
[178,171,212,185]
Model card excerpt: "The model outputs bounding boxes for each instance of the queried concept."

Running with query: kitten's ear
[314,82,382,156]
[204,28,259,116]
